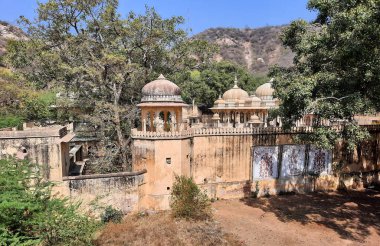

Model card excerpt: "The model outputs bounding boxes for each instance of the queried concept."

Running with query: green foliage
[0,115,23,129]
[271,0,380,148]
[0,158,99,245]
[170,175,211,220]
[5,0,217,171]
[175,61,267,107]
[100,206,123,224]
[0,66,57,125]
[21,91,56,122]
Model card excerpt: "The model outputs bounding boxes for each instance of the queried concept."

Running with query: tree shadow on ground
[242,189,380,242]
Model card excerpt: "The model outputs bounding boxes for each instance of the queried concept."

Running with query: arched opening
[146,112,152,131]
[166,111,172,131]
[154,111,165,132]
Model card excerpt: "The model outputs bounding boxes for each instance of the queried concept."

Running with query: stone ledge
[62,169,147,181]
[0,127,66,139]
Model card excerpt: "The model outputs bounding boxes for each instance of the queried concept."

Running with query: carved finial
[233,75,238,88]
[269,78,274,83]
[158,74,166,80]
[218,94,222,99]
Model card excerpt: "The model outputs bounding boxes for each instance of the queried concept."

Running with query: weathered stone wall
[191,135,252,184]
[131,126,380,210]
[60,171,146,214]
[0,135,69,181]
[334,131,380,173]
[132,138,191,210]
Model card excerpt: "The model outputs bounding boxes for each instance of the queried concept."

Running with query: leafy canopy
[0,67,56,128]
[175,61,267,108]
[271,0,380,149]
[0,158,99,245]
[5,0,216,171]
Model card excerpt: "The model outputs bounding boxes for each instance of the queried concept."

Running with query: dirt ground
[213,190,380,246]
[94,212,244,246]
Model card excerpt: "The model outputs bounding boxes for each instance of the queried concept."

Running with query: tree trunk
[113,83,129,171]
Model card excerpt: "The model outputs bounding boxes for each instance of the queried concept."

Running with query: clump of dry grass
[94,212,244,246]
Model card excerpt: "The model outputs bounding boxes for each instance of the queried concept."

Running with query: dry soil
[213,190,380,246]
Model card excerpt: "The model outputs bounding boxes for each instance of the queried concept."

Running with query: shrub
[0,115,23,129]
[0,158,99,245]
[101,206,123,223]
[170,175,211,220]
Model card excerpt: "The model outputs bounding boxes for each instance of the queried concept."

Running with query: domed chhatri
[138,74,188,133]
[245,94,261,107]
[141,74,183,102]
[210,76,280,128]
[255,79,275,100]
[222,76,249,101]
[214,95,225,105]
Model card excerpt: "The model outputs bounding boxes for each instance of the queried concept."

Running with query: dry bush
[170,175,212,220]
[94,212,244,246]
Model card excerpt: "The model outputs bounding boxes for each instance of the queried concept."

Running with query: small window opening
[166,158,171,164]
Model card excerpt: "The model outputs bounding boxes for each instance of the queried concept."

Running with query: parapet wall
[131,126,315,139]
[131,125,380,210]
[60,170,146,214]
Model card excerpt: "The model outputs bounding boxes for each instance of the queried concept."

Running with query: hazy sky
[0,0,317,35]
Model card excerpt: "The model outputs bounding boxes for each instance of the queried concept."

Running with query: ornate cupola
[141,74,184,103]
[138,74,188,132]
[222,76,249,102]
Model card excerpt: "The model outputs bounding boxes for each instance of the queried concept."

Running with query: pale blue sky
[0,0,316,35]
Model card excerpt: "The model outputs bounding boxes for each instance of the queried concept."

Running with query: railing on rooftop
[131,126,313,139]
[141,95,184,102]
[131,125,380,140]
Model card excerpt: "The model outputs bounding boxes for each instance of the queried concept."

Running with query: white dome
[255,82,274,100]
[222,77,249,101]
[142,74,181,96]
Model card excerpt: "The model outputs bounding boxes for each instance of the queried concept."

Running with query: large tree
[271,0,380,149]
[6,0,215,171]
[175,61,267,108]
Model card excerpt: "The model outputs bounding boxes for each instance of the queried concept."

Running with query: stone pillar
[264,113,268,127]
[178,109,184,131]
[170,110,176,132]
[142,110,147,132]
[150,111,154,131]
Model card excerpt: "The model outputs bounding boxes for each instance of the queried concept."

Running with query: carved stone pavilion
[137,74,282,132]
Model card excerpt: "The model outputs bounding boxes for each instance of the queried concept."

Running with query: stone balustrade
[131,125,380,140]
[131,126,317,139]
[141,95,183,102]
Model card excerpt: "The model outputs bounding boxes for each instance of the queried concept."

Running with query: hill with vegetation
[0,21,55,130]
[194,26,294,75]
[0,21,26,58]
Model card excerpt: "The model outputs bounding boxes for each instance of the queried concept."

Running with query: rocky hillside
[0,21,293,75]
[0,21,27,57]
[194,26,294,75]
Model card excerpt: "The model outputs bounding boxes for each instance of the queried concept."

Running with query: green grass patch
[0,115,24,129]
